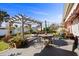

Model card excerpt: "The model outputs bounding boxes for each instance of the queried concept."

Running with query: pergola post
[28,24,32,34]
[21,17,24,40]
[5,18,13,41]
[14,14,25,40]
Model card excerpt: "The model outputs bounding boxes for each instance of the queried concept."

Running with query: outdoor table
[38,34,53,39]
[38,34,53,45]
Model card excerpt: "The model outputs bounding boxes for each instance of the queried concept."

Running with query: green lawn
[0,41,9,52]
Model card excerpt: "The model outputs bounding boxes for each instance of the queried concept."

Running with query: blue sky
[0,3,64,27]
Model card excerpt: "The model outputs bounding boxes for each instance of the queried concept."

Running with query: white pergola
[8,14,42,40]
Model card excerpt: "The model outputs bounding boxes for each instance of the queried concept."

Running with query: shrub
[10,34,22,48]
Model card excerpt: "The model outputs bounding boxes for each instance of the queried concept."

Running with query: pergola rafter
[18,14,42,24]
[11,14,42,25]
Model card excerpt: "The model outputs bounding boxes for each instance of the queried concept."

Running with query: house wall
[71,17,79,36]
[64,20,72,33]
[64,3,79,36]
[63,3,79,49]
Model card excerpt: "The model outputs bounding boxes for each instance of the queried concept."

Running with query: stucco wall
[71,18,79,36]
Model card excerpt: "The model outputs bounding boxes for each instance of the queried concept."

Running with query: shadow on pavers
[52,39,68,46]
[34,45,78,56]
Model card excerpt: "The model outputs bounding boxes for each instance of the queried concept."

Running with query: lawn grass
[0,41,9,52]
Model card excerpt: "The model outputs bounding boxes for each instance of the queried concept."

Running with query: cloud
[50,14,63,24]
[28,10,49,16]
[32,11,48,16]
[57,14,63,23]
[41,14,63,27]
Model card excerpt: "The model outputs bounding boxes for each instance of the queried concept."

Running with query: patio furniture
[38,34,53,46]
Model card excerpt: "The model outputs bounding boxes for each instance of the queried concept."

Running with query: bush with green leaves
[12,36,22,43]
[10,34,22,48]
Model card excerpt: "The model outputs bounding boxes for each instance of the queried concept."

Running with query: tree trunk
[41,23,42,33]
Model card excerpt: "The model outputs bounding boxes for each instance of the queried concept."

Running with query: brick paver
[0,39,78,56]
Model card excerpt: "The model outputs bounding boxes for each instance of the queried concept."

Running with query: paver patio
[0,39,78,56]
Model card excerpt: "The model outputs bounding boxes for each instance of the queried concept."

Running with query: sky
[0,3,64,27]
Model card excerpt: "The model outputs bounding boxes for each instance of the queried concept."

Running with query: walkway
[0,38,78,56]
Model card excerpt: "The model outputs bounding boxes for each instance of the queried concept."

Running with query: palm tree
[0,10,10,27]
